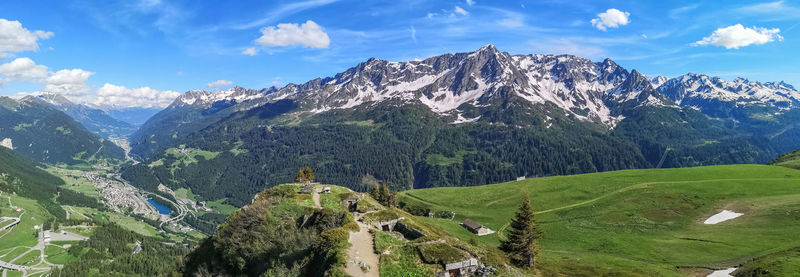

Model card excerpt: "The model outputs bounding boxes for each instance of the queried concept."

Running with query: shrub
[417,243,468,265]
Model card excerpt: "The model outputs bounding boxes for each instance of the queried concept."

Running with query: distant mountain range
[0,96,124,164]
[30,93,139,139]
[121,45,799,207]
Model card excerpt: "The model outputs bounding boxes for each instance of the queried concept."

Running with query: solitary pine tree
[379,183,390,205]
[370,184,380,200]
[500,194,542,268]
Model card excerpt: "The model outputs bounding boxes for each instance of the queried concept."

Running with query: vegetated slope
[51,224,189,276]
[123,45,791,206]
[0,146,66,219]
[769,147,800,170]
[31,93,138,139]
[182,184,358,276]
[122,101,651,207]
[398,165,800,276]
[0,96,125,164]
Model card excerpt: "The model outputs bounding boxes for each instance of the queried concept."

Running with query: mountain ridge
[122,45,795,206]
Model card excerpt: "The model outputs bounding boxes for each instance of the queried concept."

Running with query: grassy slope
[399,165,800,276]
[770,148,800,170]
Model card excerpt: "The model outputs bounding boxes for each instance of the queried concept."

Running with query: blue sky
[1,0,799,108]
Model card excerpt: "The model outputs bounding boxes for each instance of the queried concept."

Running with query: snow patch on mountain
[168,45,798,129]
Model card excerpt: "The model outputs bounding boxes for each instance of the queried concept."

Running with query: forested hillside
[123,101,656,207]
[0,146,67,218]
[0,97,124,164]
[121,98,769,208]
[121,46,793,208]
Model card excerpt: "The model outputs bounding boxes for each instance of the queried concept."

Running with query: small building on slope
[461,219,495,236]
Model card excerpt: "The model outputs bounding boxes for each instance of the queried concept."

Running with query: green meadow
[399,164,800,276]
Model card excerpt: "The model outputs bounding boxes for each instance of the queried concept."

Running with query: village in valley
[0,163,219,277]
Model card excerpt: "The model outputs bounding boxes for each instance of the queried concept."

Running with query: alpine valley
[125,45,795,206]
[3,45,800,277]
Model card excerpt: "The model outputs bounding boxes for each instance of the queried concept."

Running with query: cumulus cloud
[0,58,93,96]
[242,47,258,56]
[255,20,330,48]
[43,69,94,95]
[591,9,630,31]
[0,57,179,108]
[206,79,233,88]
[93,83,181,109]
[0,57,49,83]
[454,6,469,16]
[0,19,53,57]
[693,24,783,49]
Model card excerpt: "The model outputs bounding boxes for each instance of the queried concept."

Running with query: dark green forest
[0,97,124,164]
[121,97,781,208]
[0,146,66,219]
[52,224,188,276]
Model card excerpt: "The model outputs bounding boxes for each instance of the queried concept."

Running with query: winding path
[312,186,321,209]
[344,214,380,277]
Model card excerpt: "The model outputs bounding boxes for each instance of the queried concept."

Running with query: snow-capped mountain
[24,93,137,139]
[171,45,669,128]
[656,73,800,111]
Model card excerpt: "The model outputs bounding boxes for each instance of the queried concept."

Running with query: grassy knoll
[205,198,238,215]
[174,188,196,201]
[149,147,221,169]
[319,185,351,212]
[71,206,158,237]
[399,164,800,276]
[44,166,100,198]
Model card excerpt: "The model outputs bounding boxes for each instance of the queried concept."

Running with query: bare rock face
[0,138,12,150]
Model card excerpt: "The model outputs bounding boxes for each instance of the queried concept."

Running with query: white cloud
[693,24,783,49]
[410,25,417,42]
[0,57,49,83]
[242,47,258,56]
[0,58,93,96]
[591,9,630,31]
[271,77,283,86]
[497,17,523,28]
[0,19,53,57]
[0,56,178,108]
[454,6,469,16]
[43,69,94,95]
[206,79,233,88]
[466,0,475,6]
[255,20,330,48]
[93,83,180,109]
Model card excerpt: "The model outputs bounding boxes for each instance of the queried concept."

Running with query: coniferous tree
[370,184,380,200]
[500,194,541,268]
[379,184,390,205]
